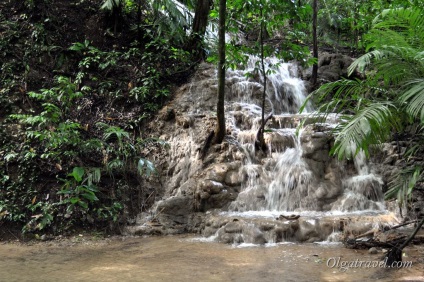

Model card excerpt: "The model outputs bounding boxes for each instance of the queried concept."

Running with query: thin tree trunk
[137,0,142,44]
[257,3,267,153]
[215,0,226,144]
[311,0,318,86]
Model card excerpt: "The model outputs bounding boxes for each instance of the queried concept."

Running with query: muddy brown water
[1,235,423,282]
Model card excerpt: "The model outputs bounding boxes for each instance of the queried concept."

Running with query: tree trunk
[257,3,268,153]
[192,0,210,37]
[137,0,142,44]
[188,0,211,61]
[215,0,226,144]
[311,0,318,86]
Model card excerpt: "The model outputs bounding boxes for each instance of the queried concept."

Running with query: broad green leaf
[70,167,85,182]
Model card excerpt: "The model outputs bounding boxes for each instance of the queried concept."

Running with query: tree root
[255,113,273,153]
[199,130,215,160]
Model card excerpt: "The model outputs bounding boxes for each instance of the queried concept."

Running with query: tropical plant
[306,7,423,159]
[2,70,163,232]
[58,166,101,210]
[148,0,194,44]
[303,7,424,263]
[316,0,422,51]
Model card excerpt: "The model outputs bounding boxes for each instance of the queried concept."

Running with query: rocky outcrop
[302,52,361,91]
[317,53,356,81]
[202,213,398,245]
[371,141,424,220]
[125,59,420,243]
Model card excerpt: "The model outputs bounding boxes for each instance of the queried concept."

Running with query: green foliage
[69,41,120,84]
[331,102,400,159]
[303,7,424,201]
[208,0,314,69]
[58,167,100,210]
[316,0,422,50]
[9,77,86,163]
[149,0,193,44]
[1,73,164,233]
[385,167,422,207]
[0,15,23,116]
[24,201,55,232]
[68,39,188,113]
[0,0,192,235]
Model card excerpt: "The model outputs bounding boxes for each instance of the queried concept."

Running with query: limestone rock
[224,170,241,186]
[200,179,224,194]
[369,247,378,254]
[176,116,193,128]
[224,221,243,233]
[155,196,194,226]
[205,164,229,183]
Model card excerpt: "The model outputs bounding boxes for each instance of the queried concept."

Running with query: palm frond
[385,167,422,207]
[400,79,424,123]
[373,8,424,43]
[349,46,419,76]
[149,0,193,43]
[349,8,424,80]
[312,78,388,112]
[331,102,399,159]
[348,49,388,76]
[312,7,424,201]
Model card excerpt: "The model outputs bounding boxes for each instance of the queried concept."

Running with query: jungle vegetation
[0,0,422,238]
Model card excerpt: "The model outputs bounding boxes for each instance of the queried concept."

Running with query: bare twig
[389,220,418,231]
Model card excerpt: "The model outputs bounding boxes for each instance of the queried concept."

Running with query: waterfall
[224,55,385,214]
[127,55,396,244]
[125,2,395,243]
[330,146,385,212]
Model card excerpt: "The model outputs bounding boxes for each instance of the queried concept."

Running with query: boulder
[155,196,194,226]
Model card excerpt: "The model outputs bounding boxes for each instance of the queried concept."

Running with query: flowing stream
[1,235,423,282]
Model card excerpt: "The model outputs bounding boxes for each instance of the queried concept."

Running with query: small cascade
[203,56,394,244]
[128,55,398,244]
[224,57,385,215]
[331,149,385,212]
[265,146,314,211]
[245,56,312,113]
[226,56,311,114]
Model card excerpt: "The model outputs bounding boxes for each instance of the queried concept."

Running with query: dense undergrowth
[1,0,422,238]
[0,0,194,236]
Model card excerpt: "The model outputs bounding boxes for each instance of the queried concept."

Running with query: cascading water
[119,0,400,244]
[265,146,314,211]
[225,56,384,215]
[127,54,398,244]
[200,56,396,244]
